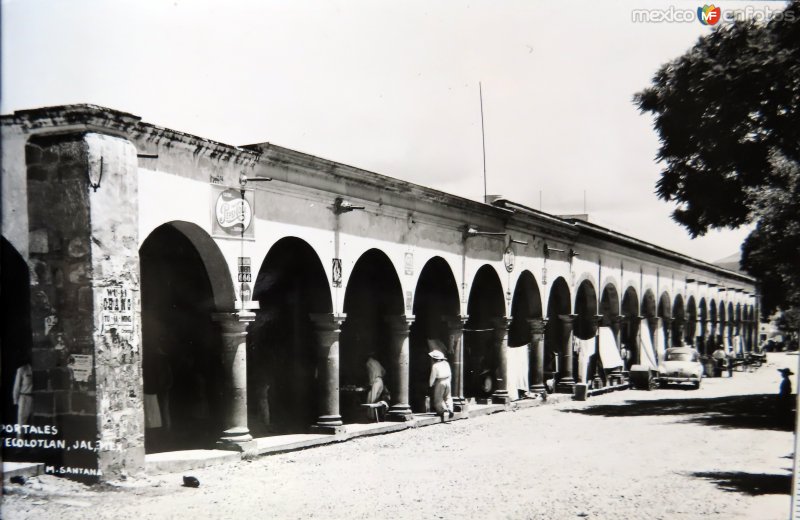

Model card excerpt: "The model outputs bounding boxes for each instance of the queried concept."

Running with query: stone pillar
[612,315,625,353]
[491,317,512,404]
[25,131,147,481]
[212,311,256,451]
[309,313,346,434]
[444,315,469,411]
[673,318,685,347]
[385,314,414,421]
[662,317,673,350]
[555,314,577,393]
[527,318,547,394]
[627,315,644,366]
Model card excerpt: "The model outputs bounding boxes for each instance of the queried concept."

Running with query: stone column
[527,318,547,394]
[309,313,346,434]
[555,314,577,393]
[673,317,685,347]
[385,314,414,421]
[212,311,256,451]
[444,315,469,411]
[612,315,625,353]
[662,317,673,350]
[627,315,644,366]
[491,317,512,404]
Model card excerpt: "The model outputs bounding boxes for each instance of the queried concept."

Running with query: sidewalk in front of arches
[0,383,629,480]
[143,387,600,475]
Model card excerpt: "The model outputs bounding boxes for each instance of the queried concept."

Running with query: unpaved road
[3,353,797,520]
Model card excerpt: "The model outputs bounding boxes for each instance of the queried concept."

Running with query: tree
[635,1,800,316]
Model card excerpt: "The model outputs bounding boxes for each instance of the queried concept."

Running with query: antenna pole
[480,82,487,203]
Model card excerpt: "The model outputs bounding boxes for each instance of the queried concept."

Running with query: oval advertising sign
[215,188,253,236]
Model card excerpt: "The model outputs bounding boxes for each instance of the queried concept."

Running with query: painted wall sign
[404,252,414,276]
[211,185,254,239]
[69,354,93,382]
[101,286,133,334]
[503,246,515,273]
[332,258,342,288]
[237,257,252,283]
[239,283,252,302]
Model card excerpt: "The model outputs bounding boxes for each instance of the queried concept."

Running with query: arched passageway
[709,300,718,349]
[464,265,506,402]
[698,299,708,355]
[621,287,640,367]
[1,238,33,443]
[410,257,460,413]
[340,249,404,423]
[573,280,598,384]
[685,297,697,347]
[509,271,544,395]
[545,278,572,392]
[727,302,735,348]
[140,223,231,453]
[672,295,685,347]
[249,237,332,434]
[657,293,672,353]
[718,302,727,347]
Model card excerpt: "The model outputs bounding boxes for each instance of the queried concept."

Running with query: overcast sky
[3,0,786,263]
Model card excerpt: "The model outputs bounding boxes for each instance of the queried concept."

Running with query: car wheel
[693,381,701,390]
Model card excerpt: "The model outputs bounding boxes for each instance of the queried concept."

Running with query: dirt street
[3,353,797,520]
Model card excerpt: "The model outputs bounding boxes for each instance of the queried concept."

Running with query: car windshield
[666,351,697,362]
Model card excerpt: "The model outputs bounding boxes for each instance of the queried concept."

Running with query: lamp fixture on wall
[239,173,273,187]
[463,225,506,240]
[334,197,365,214]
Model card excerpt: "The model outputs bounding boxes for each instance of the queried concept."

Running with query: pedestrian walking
[428,349,454,421]
[778,368,794,399]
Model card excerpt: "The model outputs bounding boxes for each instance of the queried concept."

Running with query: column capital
[212,311,256,334]
[526,317,548,335]
[385,314,415,332]
[443,314,469,329]
[612,315,626,326]
[492,316,512,330]
[309,312,346,330]
[558,314,578,324]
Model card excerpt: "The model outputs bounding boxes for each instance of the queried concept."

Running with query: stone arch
[409,257,460,412]
[464,264,507,400]
[248,236,333,434]
[140,222,232,452]
[339,248,404,422]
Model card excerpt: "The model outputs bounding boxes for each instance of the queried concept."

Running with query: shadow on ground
[563,394,795,431]
[691,471,792,495]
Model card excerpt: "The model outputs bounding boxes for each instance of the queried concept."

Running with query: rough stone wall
[84,133,144,478]
[22,132,144,481]
[25,134,100,476]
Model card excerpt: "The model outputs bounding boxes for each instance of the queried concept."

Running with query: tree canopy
[635,1,800,316]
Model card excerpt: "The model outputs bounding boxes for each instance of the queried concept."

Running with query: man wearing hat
[428,347,454,420]
[778,368,794,400]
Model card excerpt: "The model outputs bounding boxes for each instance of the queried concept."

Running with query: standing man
[13,356,34,435]
[365,353,386,405]
[428,349,454,420]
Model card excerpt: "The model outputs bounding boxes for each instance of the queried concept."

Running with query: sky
[3,0,786,263]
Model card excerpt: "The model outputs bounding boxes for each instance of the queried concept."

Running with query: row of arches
[137,222,758,454]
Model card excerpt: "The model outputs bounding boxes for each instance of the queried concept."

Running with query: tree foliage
[635,1,800,316]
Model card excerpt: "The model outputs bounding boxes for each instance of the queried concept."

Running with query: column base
[452,397,469,412]
[216,427,255,452]
[556,380,576,393]
[529,384,547,394]
[387,405,414,422]
[491,391,511,405]
[310,424,346,435]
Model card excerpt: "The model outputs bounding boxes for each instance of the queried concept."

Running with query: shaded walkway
[563,393,795,432]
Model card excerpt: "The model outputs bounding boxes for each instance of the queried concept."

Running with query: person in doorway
[365,353,386,405]
[12,357,34,435]
[428,349,454,421]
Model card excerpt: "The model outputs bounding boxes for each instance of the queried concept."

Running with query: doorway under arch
[249,237,333,434]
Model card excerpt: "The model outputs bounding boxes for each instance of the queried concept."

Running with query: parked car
[657,347,703,389]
